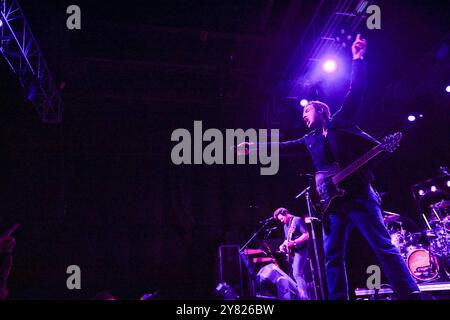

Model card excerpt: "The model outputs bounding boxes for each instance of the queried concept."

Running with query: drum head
[407,248,439,281]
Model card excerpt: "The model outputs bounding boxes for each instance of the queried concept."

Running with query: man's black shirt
[264,59,380,199]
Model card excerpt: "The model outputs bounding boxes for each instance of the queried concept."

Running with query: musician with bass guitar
[274,208,310,300]
[238,34,421,300]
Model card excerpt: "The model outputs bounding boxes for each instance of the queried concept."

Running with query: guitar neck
[332,144,384,185]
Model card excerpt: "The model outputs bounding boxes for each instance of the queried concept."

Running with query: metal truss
[266,0,373,130]
[0,0,62,124]
[295,0,374,89]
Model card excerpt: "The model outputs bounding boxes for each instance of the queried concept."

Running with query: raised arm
[331,34,368,126]
[237,136,307,156]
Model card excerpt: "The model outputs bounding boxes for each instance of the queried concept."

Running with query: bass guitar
[312,132,402,217]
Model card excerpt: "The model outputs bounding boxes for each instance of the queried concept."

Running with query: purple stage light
[446,85,450,93]
[431,186,437,192]
[323,60,337,73]
[418,189,425,196]
[447,180,450,188]
[407,115,416,122]
[0,19,3,28]
[300,99,309,107]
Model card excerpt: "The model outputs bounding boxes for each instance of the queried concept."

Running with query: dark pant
[292,251,309,300]
[322,187,420,300]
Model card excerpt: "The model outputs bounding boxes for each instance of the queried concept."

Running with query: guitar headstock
[381,132,403,153]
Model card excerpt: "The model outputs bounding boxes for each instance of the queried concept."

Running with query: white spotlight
[323,60,337,73]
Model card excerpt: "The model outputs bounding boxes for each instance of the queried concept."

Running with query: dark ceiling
[18,2,446,101]
[14,0,448,139]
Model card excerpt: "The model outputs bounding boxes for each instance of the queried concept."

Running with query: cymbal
[418,190,450,212]
[385,215,421,232]
[432,200,450,209]
[383,211,400,223]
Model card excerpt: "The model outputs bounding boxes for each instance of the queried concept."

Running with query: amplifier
[218,245,243,298]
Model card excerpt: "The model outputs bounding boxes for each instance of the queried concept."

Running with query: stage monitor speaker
[256,263,298,300]
[218,245,243,297]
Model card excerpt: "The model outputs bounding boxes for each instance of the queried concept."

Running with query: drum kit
[385,200,450,282]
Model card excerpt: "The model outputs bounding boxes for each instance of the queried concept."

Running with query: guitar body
[309,132,402,218]
[313,163,347,215]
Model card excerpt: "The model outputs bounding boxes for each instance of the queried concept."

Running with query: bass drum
[406,246,439,281]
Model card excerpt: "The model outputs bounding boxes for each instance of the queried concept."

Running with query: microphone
[259,217,275,224]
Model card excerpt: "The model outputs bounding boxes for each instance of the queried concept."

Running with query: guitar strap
[287,217,296,242]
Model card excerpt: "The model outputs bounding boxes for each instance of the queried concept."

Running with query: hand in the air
[0,254,12,300]
[0,224,19,255]
[0,238,15,255]
[352,33,367,60]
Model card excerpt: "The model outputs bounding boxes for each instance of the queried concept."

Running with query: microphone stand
[240,221,273,253]
[239,221,274,298]
[295,185,326,300]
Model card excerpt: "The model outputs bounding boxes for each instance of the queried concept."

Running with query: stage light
[0,20,3,28]
[407,115,416,122]
[447,180,450,188]
[300,99,309,107]
[323,60,337,73]
[431,186,437,192]
[446,85,450,93]
[418,189,425,196]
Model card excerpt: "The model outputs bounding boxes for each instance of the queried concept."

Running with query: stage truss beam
[0,0,62,124]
